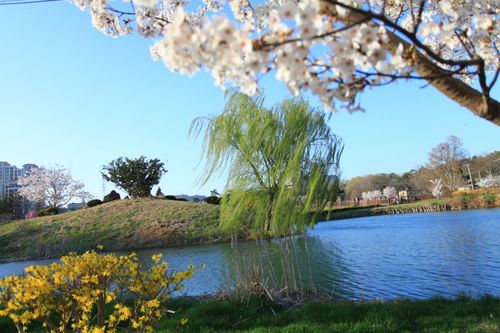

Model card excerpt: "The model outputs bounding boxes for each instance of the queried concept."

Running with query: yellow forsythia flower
[0,251,199,333]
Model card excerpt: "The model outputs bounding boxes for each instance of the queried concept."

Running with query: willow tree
[191,91,343,238]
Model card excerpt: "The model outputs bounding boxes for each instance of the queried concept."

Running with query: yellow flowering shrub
[0,249,198,333]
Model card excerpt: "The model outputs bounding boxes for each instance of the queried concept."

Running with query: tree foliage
[0,195,23,221]
[103,190,122,203]
[427,135,468,192]
[344,173,404,199]
[191,91,343,237]
[102,156,167,198]
[155,187,165,198]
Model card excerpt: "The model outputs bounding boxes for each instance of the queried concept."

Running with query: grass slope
[0,199,226,262]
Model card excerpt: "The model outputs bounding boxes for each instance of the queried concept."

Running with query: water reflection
[0,208,499,300]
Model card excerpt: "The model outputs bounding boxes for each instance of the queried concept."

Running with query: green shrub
[483,193,496,205]
[38,207,58,216]
[155,187,165,198]
[87,199,103,208]
[103,190,121,203]
[455,194,474,209]
[176,198,188,202]
[164,195,176,200]
[205,196,221,205]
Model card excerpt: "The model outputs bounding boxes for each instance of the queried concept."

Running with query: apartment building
[0,162,38,198]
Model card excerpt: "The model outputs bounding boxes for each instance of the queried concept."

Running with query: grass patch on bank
[152,295,500,333]
[0,199,227,262]
[2,295,498,333]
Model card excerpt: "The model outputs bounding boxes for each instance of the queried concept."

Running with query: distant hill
[0,198,228,262]
[174,194,207,202]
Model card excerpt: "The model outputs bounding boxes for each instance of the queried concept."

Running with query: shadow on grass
[153,294,500,333]
[1,295,498,332]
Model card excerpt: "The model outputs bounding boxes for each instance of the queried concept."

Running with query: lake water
[1,209,499,300]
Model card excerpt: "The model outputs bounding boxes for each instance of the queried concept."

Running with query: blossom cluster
[0,249,198,333]
[361,189,383,201]
[382,186,397,199]
[69,0,498,112]
[17,165,92,208]
[430,178,443,198]
[476,175,500,189]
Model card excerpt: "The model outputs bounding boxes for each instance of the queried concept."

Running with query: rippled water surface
[1,209,499,300]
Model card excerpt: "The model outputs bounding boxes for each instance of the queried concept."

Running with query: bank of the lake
[2,208,499,300]
[321,194,499,221]
[0,195,498,262]
[1,295,499,332]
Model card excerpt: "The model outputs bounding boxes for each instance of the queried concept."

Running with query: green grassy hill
[1,194,497,262]
[0,199,227,262]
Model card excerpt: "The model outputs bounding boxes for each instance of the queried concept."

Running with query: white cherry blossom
[67,0,500,124]
[17,166,92,208]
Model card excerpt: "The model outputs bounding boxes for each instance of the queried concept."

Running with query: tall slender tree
[191,91,343,237]
[427,135,468,192]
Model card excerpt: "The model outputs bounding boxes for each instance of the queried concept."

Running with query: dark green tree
[102,156,166,198]
[155,187,165,198]
[0,195,22,220]
[103,190,121,203]
[191,91,343,237]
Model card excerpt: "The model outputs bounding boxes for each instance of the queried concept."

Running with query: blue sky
[1,2,499,199]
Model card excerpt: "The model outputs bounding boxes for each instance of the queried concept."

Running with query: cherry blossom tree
[477,175,500,189]
[17,166,92,209]
[361,189,382,201]
[430,178,443,198]
[382,185,397,201]
[63,0,499,124]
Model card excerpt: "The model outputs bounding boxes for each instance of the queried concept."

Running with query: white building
[0,162,39,216]
[0,162,38,198]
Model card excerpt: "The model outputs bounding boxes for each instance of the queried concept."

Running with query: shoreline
[0,204,498,264]
[320,198,499,221]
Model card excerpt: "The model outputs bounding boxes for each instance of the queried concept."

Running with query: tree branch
[320,0,500,125]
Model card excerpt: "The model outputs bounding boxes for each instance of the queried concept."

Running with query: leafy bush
[0,250,197,333]
[483,193,496,205]
[87,199,103,208]
[205,196,221,205]
[38,207,58,216]
[448,196,467,209]
[448,194,497,210]
[176,198,188,202]
[103,190,121,203]
[164,195,177,200]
